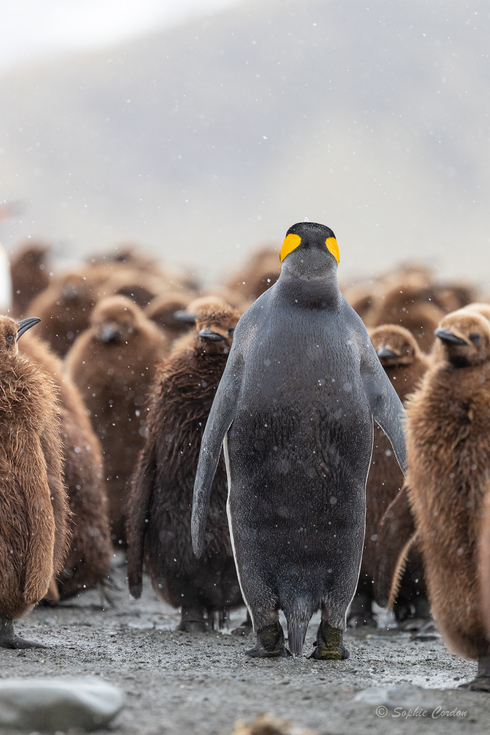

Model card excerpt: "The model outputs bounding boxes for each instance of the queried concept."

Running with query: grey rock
[354,684,440,713]
[0,677,125,732]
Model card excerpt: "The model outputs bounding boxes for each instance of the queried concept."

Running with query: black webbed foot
[246,622,292,658]
[309,621,349,660]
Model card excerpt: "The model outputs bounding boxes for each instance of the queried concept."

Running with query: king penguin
[192,222,407,659]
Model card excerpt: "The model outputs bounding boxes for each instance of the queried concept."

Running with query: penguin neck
[276,254,341,308]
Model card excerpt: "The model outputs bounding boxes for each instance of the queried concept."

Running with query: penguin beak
[101,326,122,343]
[17,317,41,341]
[434,328,467,346]
[199,327,225,342]
[173,310,197,324]
[376,346,399,360]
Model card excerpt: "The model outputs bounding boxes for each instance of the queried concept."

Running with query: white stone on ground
[0,677,125,731]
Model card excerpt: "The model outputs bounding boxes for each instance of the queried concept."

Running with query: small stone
[0,678,125,732]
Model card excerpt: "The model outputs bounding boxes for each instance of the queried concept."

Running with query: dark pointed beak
[173,310,196,324]
[376,346,399,360]
[17,317,41,341]
[199,327,225,342]
[101,326,121,343]
[434,328,467,345]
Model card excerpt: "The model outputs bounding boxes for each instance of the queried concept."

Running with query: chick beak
[434,328,467,346]
[101,325,122,343]
[17,317,41,341]
[173,310,197,324]
[376,346,400,360]
[199,327,225,342]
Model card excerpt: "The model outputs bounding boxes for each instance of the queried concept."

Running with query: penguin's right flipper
[373,485,417,608]
[360,343,407,473]
[126,439,157,598]
[191,351,244,558]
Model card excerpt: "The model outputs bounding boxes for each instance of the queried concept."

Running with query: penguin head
[91,295,142,345]
[194,304,240,356]
[0,315,41,356]
[280,222,339,275]
[434,310,490,368]
[59,273,91,304]
[459,302,490,322]
[370,324,420,368]
[174,295,229,327]
[19,243,50,268]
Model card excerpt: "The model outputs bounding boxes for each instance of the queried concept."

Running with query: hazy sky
[0,0,241,71]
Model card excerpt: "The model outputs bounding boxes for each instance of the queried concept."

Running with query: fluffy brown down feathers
[350,325,429,626]
[401,310,490,660]
[126,304,243,628]
[0,317,70,621]
[66,296,169,545]
[21,332,112,599]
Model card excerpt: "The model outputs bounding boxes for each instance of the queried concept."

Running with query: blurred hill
[0,0,489,283]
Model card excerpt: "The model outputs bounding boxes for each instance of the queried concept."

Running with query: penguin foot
[347,612,377,629]
[177,619,208,633]
[458,676,490,692]
[0,618,47,649]
[246,623,292,658]
[232,610,253,637]
[460,656,490,691]
[0,633,47,649]
[309,622,349,661]
[178,605,208,633]
[232,619,253,637]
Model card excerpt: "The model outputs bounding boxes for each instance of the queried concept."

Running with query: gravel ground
[2,559,489,735]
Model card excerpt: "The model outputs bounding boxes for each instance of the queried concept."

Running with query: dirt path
[2,562,489,735]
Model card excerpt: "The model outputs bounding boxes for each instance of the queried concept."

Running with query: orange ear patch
[326,237,340,264]
[280,233,301,263]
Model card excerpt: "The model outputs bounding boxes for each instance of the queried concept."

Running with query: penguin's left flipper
[360,344,407,474]
[191,350,244,558]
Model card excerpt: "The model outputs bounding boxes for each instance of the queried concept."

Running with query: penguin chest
[226,396,371,535]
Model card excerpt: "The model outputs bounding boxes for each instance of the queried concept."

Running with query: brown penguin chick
[343,281,375,321]
[227,246,281,300]
[431,282,478,314]
[126,304,245,632]
[145,291,193,339]
[348,325,430,627]
[200,286,248,311]
[365,273,446,353]
[85,244,159,273]
[66,296,169,546]
[102,269,169,309]
[391,311,490,690]
[28,271,100,356]
[480,490,490,637]
[10,242,51,317]
[20,332,112,600]
[0,316,70,648]
[170,295,236,355]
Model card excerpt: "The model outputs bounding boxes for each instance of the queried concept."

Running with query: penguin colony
[1,225,490,690]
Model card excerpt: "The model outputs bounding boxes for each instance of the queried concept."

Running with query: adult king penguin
[192,222,407,659]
